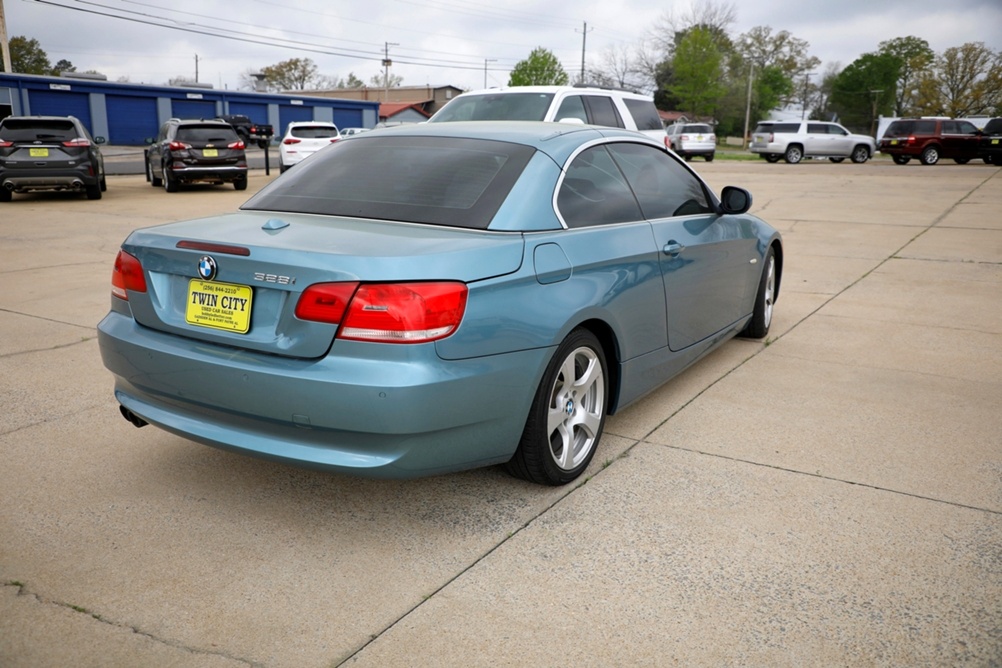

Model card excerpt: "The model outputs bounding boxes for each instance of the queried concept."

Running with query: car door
[826,124,854,156]
[148,122,168,179]
[942,120,981,159]
[605,142,760,351]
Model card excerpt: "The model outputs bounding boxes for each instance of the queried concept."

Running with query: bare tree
[649,0,738,56]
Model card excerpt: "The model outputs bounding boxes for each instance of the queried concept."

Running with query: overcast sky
[4,0,1001,92]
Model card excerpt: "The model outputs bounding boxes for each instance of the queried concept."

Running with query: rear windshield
[683,124,713,133]
[430,93,555,122]
[753,123,774,133]
[0,118,79,142]
[290,125,339,139]
[242,135,535,229]
[176,125,240,144]
[623,98,663,131]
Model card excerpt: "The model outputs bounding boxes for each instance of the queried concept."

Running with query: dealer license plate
[29,147,49,157]
[890,140,899,145]
[202,148,219,157]
[993,139,999,145]
[185,279,253,333]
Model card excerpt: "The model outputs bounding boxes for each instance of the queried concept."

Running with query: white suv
[428,86,668,144]
[750,120,875,164]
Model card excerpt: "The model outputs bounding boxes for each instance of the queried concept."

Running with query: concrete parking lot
[1,159,1000,667]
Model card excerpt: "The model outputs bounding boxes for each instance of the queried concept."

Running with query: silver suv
[750,120,875,164]
[428,86,668,144]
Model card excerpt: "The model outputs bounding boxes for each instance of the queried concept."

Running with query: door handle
[663,241,685,256]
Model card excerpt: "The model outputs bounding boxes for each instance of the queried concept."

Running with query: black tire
[829,157,845,163]
[100,175,107,192]
[892,154,911,165]
[234,177,248,191]
[85,183,102,200]
[953,157,970,164]
[505,328,608,486]
[257,139,269,149]
[163,165,178,193]
[920,145,941,165]
[765,154,781,163]
[739,247,777,339]
[0,187,11,202]
[683,155,692,161]
[705,153,715,162]
[148,159,162,187]
[850,145,870,163]
[784,145,803,164]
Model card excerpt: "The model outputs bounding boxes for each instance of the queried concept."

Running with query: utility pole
[869,89,884,136]
[801,72,815,120]
[483,59,496,88]
[0,0,12,75]
[194,54,199,83]
[383,42,399,104]
[576,21,593,85]
[742,62,755,149]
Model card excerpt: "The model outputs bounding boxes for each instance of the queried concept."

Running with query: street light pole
[0,0,12,75]
[484,59,496,88]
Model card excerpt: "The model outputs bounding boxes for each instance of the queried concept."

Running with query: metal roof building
[0,73,380,145]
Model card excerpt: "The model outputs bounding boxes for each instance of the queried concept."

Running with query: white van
[428,86,668,145]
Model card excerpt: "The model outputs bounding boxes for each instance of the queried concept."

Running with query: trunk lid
[121,211,525,358]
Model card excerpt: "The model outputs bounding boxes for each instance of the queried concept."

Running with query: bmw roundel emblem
[198,256,217,280]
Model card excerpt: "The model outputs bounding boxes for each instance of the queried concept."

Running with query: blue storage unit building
[0,73,380,145]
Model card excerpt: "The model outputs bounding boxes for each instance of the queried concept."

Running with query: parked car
[216,114,274,149]
[99,121,782,486]
[666,122,716,161]
[278,121,341,173]
[145,118,248,192]
[750,120,875,164]
[878,118,982,165]
[0,115,106,201]
[976,117,1002,165]
[340,127,371,137]
[428,85,668,144]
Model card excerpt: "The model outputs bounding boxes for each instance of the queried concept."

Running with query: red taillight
[769,133,775,142]
[0,140,12,147]
[906,135,917,144]
[295,281,468,343]
[283,138,301,145]
[664,136,670,149]
[295,282,359,324]
[168,140,190,151]
[330,137,340,143]
[681,134,690,141]
[62,137,91,147]
[228,140,246,150]
[111,250,147,300]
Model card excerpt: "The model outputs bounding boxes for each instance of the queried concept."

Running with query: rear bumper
[169,164,247,183]
[97,310,549,478]
[0,166,99,192]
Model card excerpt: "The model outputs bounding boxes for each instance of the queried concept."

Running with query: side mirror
[94,136,107,145]
[719,186,752,215]
[144,137,155,145]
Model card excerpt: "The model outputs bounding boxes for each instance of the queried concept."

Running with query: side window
[584,96,624,128]
[557,145,643,228]
[607,142,712,219]
[554,96,588,123]
[915,120,937,134]
[807,123,827,134]
[623,98,663,132]
[942,121,959,134]
[956,121,979,135]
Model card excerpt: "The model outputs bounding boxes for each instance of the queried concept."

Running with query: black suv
[978,118,1002,165]
[879,118,982,165]
[146,119,248,192]
[0,115,106,202]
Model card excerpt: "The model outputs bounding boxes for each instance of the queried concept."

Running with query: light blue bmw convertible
[98,121,782,485]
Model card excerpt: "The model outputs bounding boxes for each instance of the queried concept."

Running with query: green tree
[8,36,51,74]
[829,52,899,133]
[669,27,725,118]
[508,47,569,86]
[915,42,1002,117]
[261,57,321,90]
[52,59,76,76]
[877,36,934,115]
[344,72,365,89]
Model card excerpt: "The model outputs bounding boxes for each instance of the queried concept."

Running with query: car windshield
[290,125,339,139]
[430,93,555,122]
[0,119,78,142]
[981,119,1002,134]
[242,135,536,229]
[176,126,240,144]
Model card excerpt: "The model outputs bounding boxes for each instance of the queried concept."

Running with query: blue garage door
[333,108,364,129]
[172,99,217,120]
[279,104,313,132]
[229,102,269,124]
[107,95,158,145]
[28,90,92,132]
